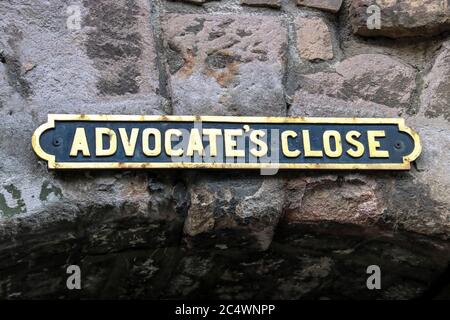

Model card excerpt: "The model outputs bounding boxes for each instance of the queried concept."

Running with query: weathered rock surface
[0,0,161,108]
[350,0,450,38]
[410,40,450,224]
[297,0,343,13]
[0,172,190,299]
[0,0,163,219]
[290,90,400,117]
[298,54,417,111]
[284,174,383,225]
[183,173,285,251]
[296,16,334,61]
[162,14,287,116]
[421,40,450,122]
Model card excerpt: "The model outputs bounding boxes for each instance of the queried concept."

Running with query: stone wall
[0,0,449,299]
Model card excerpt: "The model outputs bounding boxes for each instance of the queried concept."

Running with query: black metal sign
[32,115,421,170]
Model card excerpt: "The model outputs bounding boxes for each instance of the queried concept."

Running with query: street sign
[32,115,421,170]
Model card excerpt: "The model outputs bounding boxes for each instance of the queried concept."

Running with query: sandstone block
[183,173,285,251]
[162,14,287,116]
[296,17,334,61]
[421,40,450,122]
[284,174,383,225]
[297,54,417,110]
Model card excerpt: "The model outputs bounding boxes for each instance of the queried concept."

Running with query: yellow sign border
[32,114,422,170]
